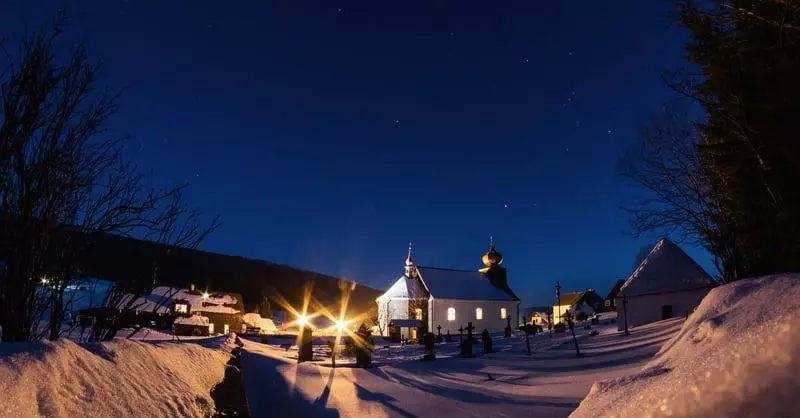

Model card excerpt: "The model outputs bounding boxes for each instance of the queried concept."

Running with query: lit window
[174,303,189,314]
[476,308,483,320]
[447,307,456,321]
[501,308,508,320]
[223,324,230,334]
[208,323,214,334]
[415,308,423,320]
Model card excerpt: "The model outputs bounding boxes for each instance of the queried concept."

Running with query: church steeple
[404,242,414,276]
[482,236,503,267]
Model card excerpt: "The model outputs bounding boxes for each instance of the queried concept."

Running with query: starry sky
[3,1,713,305]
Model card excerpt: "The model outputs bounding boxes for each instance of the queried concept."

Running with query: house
[552,289,603,324]
[615,238,716,331]
[118,285,245,336]
[376,243,520,340]
[522,306,552,327]
[602,279,626,311]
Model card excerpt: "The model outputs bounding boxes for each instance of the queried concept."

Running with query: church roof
[619,239,715,297]
[417,266,517,301]
[376,274,428,300]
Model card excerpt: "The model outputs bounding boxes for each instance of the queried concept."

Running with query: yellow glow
[335,319,347,331]
[202,292,210,300]
[297,314,308,326]
[40,278,48,285]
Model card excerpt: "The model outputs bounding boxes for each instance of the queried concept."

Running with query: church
[375,242,520,340]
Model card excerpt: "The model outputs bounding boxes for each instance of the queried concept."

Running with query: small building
[602,279,626,311]
[552,290,603,324]
[376,242,520,339]
[522,306,552,327]
[615,238,716,331]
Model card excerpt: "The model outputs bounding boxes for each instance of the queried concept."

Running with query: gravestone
[436,325,442,342]
[445,330,452,343]
[422,332,436,361]
[458,325,464,343]
[504,317,512,338]
[460,322,475,358]
[298,325,313,363]
[481,329,493,353]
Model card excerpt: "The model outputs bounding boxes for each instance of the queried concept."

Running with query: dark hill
[74,233,382,318]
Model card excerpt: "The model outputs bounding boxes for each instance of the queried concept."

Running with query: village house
[552,289,603,325]
[602,279,626,311]
[615,238,717,330]
[522,306,552,328]
[376,242,520,340]
[119,285,245,336]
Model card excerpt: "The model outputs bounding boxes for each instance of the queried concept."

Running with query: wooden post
[623,294,630,336]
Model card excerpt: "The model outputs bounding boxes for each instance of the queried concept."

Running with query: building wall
[615,287,711,331]
[376,298,409,336]
[429,298,519,335]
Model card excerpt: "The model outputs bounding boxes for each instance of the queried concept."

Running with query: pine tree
[675,0,800,278]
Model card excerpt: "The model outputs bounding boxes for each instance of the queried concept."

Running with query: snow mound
[571,274,800,418]
[0,336,233,417]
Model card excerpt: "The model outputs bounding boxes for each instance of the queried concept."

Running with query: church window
[415,308,423,320]
[501,308,508,320]
[476,308,483,320]
[447,307,456,321]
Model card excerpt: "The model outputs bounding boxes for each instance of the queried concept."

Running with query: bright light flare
[201,292,210,300]
[335,319,348,331]
[296,314,308,326]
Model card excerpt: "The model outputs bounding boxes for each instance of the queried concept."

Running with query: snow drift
[571,274,800,418]
[0,335,234,417]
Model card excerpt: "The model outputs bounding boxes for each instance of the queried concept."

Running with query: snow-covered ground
[0,334,234,417]
[571,274,800,418]
[240,313,681,417]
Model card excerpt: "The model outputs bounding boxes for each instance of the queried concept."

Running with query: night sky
[3,1,713,305]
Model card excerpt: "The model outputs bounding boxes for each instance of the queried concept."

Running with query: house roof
[605,279,626,300]
[557,291,589,307]
[118,286,244,315]
[619,238,715,297]
[416,266,518,301]
[376,275,428,300]
[522,306,552,316]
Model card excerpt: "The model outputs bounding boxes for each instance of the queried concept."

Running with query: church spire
[404,242,414,276]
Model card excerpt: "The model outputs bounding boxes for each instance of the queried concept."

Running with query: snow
[175,314,211,326]
[620,239,714,296]
[0,334,235,417]
[376,274,428,300]
[240,311,682,417]
[572,274,800,418]
[242,313,278,333]
[118,286,242,315]
[417,267,516,301]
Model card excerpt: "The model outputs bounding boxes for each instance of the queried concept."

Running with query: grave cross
[460,322,476,358]
[437,324,442,337]
[458,325,464,342]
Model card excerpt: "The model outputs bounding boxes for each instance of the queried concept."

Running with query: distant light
[335,319,347,331]
[201,292,210,300]
[297,314,308,326]
[40,278,48,285]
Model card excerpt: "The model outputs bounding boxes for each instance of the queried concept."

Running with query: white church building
[615,238,716,331]
[376,243,520,339]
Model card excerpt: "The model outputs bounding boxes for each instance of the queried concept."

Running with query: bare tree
[619,104,740,282]
[0,17,220,342]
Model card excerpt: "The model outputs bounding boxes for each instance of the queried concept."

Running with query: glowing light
[40,278,48,285]
[202,292,210,300]
[335,319,347,331]
[297,314,308,326]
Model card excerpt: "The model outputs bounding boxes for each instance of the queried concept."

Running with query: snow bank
[571,274,800,418]
[0,335,234,417]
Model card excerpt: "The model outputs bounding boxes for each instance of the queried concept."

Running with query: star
[394,119,400,124]
[337,8,342,12]
[568,51,573,56]
[607,129,613,134]
[565,148,570,152]
[449,32,455,36]
[522,58,529,63]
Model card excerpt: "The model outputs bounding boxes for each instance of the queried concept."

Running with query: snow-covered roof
[174,315,210,326]
[376,274,428,300]
[242,313,278,332]
[118,287,243,315]
[619,239,715,297]
[417,267,517,301]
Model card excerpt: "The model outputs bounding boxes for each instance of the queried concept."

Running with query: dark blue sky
[4,1,711,305]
